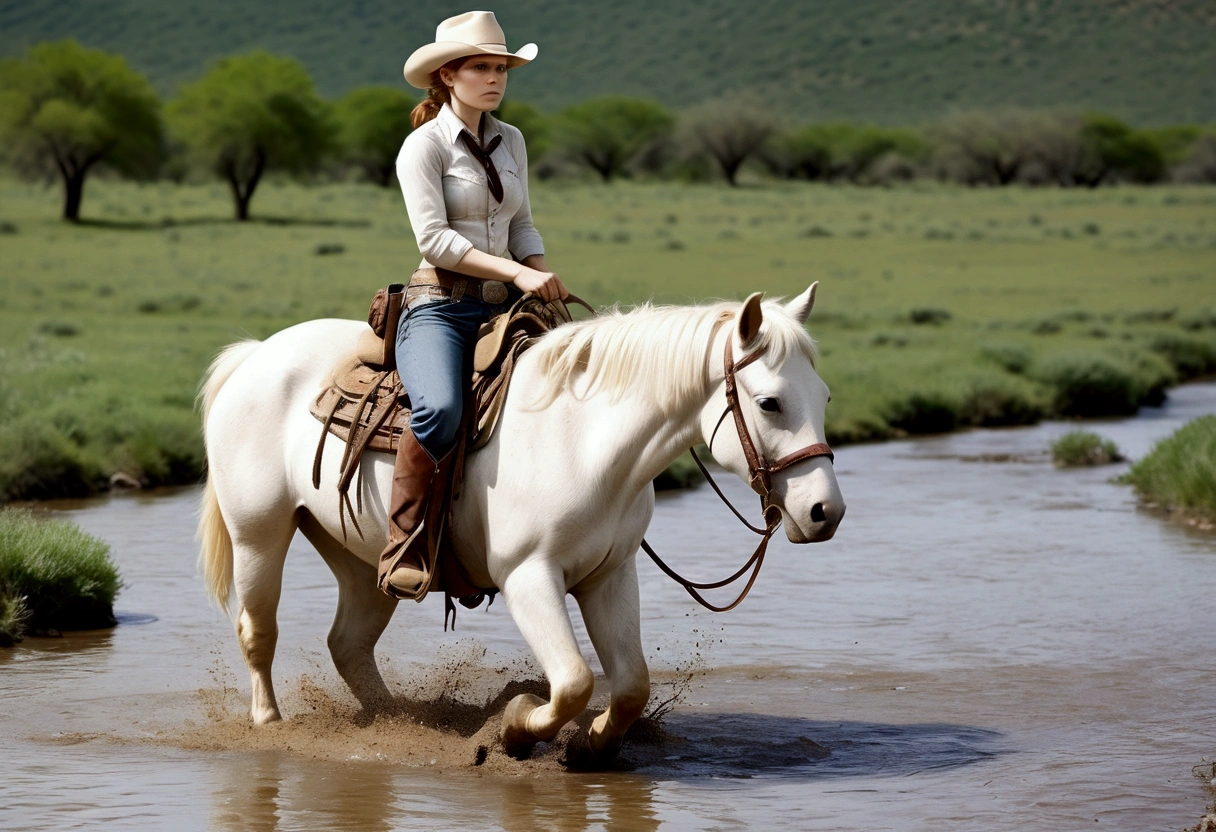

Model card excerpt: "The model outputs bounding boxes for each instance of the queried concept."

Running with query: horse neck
[587,324,728,498]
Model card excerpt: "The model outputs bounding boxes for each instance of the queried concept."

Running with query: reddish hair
[410,56,488,128]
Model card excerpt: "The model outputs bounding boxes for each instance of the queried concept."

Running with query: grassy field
[1,176,1214,500]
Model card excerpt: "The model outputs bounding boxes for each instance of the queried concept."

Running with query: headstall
[641,333,834,612]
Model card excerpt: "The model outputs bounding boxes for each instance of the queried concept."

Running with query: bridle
[640,332,834,612]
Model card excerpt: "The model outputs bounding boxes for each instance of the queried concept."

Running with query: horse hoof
[587,731,623,761]
[500,692,545,759]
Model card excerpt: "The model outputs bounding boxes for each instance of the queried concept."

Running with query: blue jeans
[394,298,497,462]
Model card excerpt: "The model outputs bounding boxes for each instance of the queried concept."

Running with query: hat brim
[404,42,537,89]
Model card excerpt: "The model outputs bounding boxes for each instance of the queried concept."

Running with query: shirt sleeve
[396,133,475,269]
[505,128,546,262]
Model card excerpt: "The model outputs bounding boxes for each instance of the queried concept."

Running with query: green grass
[1,1,1213,124]
[1,177,1215,500]
[1051,430,1123,467]
[0,507,122,643]
[1120,416,1216,526]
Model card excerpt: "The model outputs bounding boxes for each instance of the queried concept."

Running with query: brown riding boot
[376,430,452,601]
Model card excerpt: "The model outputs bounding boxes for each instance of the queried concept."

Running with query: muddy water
[3,384,1215,831]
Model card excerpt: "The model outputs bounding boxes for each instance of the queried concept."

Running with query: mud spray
[155,634,713,774]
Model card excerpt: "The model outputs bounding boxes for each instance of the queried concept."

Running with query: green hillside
[0,0,1212,125]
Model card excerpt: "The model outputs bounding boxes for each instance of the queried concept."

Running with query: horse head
[700,283,845,543]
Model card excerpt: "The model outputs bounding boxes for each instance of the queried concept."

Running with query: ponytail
[409,57,466,128]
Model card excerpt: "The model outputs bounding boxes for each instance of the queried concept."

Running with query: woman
[378,11,569,600]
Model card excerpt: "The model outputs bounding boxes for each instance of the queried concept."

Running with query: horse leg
[298,512,397,712]
[230,520,294,725]
[499,562,595,757]
[573,559,650,759]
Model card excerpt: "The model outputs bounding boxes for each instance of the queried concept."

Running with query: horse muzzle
[782,498,846,543]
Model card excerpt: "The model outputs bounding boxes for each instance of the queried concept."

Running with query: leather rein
[640,334,834,612]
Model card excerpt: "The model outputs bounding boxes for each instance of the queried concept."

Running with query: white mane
[526,298,817,414]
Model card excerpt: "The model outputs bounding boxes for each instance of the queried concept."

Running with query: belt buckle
[482,280,508,304]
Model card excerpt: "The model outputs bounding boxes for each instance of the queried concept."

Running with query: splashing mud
[148,640,714,775]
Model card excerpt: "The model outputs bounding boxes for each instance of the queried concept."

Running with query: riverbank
[0,508,121,644]
[1,178,1213,500]
[1120,415,1216,529]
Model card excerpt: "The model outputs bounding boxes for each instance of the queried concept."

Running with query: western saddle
[309,287,581,627]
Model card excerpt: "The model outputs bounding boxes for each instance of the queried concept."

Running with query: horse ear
[737,292,764,347]
[785,282,818,325]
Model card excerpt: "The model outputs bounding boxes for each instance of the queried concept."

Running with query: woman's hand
[512,267,569,303]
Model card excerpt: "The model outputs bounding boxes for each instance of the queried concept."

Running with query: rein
[640,333,834,612]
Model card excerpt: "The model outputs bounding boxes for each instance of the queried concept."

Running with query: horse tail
[196,339,260,615]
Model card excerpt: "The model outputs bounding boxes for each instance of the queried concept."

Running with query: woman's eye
[758,397,781,413]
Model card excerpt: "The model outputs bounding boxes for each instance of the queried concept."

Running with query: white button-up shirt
[395,102,545,271]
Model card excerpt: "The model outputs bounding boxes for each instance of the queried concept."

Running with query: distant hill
[1,0,1212,125]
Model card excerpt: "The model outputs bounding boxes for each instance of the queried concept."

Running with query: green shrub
[1033,351,1173,417]
[1149,332,1216,379]
[959,377,1049,427]
[0,420,105,501]
[981,342,1033,374]
[1120,416,1216,525]
[884,389,959,434]
[909,307,951,325]
[1051,431,1123,467]
[654,446,706,491]
[0,508,121,640]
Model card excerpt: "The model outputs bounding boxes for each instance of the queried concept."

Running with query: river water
[2,384,1214,831]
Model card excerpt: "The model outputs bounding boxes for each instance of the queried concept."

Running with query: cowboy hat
[404,11,537,90]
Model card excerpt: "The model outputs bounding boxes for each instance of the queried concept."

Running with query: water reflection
[482,773,654,832]
[211,752,399,832]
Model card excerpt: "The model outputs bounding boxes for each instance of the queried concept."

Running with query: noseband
[641,333,834,611]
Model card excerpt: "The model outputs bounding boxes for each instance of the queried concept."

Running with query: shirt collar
[437,101,503,147]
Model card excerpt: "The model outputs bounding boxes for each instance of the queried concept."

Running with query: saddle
[309,289,582,618]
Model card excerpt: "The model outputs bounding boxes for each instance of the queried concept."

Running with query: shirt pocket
[498,167,524,218]
[441,165,484,220]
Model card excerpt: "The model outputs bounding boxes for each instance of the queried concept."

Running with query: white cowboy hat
[404,11,538,90]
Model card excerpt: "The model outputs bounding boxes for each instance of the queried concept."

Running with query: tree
[554,96,674,182]
[929,110,1040,186]
[680,100,777,186]
[494,99,552,160]
[0,40,162,221]
[168,52,336,220]
[335,86,416,187]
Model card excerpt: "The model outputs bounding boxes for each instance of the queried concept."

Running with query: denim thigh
[394,299,492,461]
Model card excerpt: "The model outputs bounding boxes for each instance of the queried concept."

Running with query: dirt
[143,644,691,775]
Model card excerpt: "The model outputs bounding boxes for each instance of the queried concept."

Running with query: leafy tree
[334,86,416,187]
[1078,114,1166,185]
[554,96,674,182]
[0,40,162,221]
[168,52,336,220]
[494,99,552,160]
[680,100,777,186]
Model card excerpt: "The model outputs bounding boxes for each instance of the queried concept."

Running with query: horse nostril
[810,502,826,523]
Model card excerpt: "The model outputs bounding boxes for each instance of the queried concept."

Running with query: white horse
[197,285,844,759]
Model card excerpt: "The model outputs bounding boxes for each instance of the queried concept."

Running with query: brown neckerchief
[458,130,504,203]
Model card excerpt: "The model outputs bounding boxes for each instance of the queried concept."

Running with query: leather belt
[408,267,512,305]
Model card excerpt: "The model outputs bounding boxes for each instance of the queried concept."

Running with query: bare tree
[680,100,777,186]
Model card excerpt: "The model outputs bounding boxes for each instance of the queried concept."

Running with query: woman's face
[440,55,508,112]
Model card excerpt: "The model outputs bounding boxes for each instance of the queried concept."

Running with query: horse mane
[525,297,817,414]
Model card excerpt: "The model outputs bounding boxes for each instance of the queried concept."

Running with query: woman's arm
[396,134,475,269]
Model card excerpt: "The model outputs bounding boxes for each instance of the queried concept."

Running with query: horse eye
[758,397,781,413]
